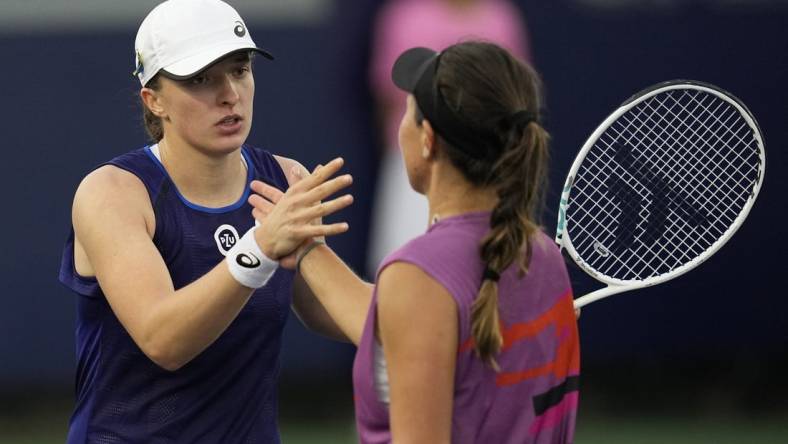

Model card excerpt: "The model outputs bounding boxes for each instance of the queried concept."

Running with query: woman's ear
[420,119,437,159]
[140,88,167,118]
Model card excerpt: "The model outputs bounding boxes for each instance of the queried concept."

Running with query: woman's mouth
[217,115,242,126]
[216,115,243,134]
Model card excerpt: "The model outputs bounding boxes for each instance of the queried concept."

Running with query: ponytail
[426,41,551,369]
[471,120,550,369]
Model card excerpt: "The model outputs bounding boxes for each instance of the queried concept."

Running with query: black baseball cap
[391,47,498,159]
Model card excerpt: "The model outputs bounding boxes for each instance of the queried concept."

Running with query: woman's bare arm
[377,262,457,444]
[74,159,352,370]
[73,166,254,371]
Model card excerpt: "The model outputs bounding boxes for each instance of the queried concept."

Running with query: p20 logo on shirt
[214,224,240,256]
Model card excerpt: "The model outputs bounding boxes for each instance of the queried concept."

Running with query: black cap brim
[389,45,498,160]
[391,47,438,93]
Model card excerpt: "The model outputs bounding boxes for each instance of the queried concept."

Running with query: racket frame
[555,80,766,308]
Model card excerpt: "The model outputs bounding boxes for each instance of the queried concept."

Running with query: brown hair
[141,74,164,142]
[418,41,550,369]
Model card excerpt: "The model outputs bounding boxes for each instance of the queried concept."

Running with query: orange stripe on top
[497,290,579,386]
[460,289,574,352]
[502,289,575,349]
[460,290,580,386]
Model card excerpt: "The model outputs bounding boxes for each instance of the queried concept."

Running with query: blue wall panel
[0,0,785,388]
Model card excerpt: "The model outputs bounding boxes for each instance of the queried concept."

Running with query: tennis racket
[555,80,765,309]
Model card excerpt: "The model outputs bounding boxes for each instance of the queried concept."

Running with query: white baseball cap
[133,0,273,87]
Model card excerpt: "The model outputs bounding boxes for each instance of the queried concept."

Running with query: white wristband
[226,227,278,289]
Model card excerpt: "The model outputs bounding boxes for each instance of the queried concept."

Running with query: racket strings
[626,93,747,227]
[572,149,697,279]
[567,88,762,281]
[608,94,752,270]
[604,96,735,275]
[573,129,711,277]
[609,91,756,274]
[652,91,759,197]
[638,91,759,217]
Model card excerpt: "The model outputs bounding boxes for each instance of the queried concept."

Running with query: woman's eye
[234,67,250,76]
[190,75,208,85]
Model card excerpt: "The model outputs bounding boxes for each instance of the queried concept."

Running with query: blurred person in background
[57,0,352,442]
[367,0,533,276]
[251,40,579,443]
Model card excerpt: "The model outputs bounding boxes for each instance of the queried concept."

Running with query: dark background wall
[1,0,786,431]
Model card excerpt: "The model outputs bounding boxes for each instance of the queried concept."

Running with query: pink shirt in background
[370,0,532,148]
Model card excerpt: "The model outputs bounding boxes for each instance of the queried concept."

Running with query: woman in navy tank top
[252,41,580,443]
[58,1,353,442]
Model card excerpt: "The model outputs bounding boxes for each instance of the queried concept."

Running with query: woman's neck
[426,161,497,225]
[157,136,247,208]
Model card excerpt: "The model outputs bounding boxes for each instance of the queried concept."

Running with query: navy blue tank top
[59,145,294,443]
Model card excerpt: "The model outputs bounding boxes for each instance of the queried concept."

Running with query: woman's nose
[218,75,240,106]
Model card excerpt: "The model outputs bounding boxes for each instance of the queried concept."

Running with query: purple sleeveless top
[59,145,294,443]
[353,211,579,444]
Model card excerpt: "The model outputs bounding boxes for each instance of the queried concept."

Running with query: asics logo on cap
[234,21,246,37]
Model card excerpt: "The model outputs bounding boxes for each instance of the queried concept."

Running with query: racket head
[556,80,765,290]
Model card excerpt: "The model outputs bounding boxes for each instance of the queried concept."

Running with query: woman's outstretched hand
[248,157,353,266]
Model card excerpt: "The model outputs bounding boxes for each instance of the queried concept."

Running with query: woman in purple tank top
[252,41,580,443]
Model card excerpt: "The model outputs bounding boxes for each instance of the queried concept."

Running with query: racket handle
[573,285,632,309]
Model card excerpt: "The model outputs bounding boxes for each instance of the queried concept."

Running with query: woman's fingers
[252,159,350,207]
[299,174,353,205]
[250,180,284,203]
[251,207,269,222]
[269,158,352,206]
[287,165,306,186]
[296,222,350,238]
[247,157,353,259]
[248,193,276,212]
[296,194,354,221]
[290,157,344,192]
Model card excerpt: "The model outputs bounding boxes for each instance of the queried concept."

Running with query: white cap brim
[160,42,273,80]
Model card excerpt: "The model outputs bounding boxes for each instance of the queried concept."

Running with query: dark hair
[417,41,550,369]
[141,74,164,142]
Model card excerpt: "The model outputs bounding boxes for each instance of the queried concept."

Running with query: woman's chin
[211,131,250,153]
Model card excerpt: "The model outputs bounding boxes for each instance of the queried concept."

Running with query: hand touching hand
[248,157,353,262]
